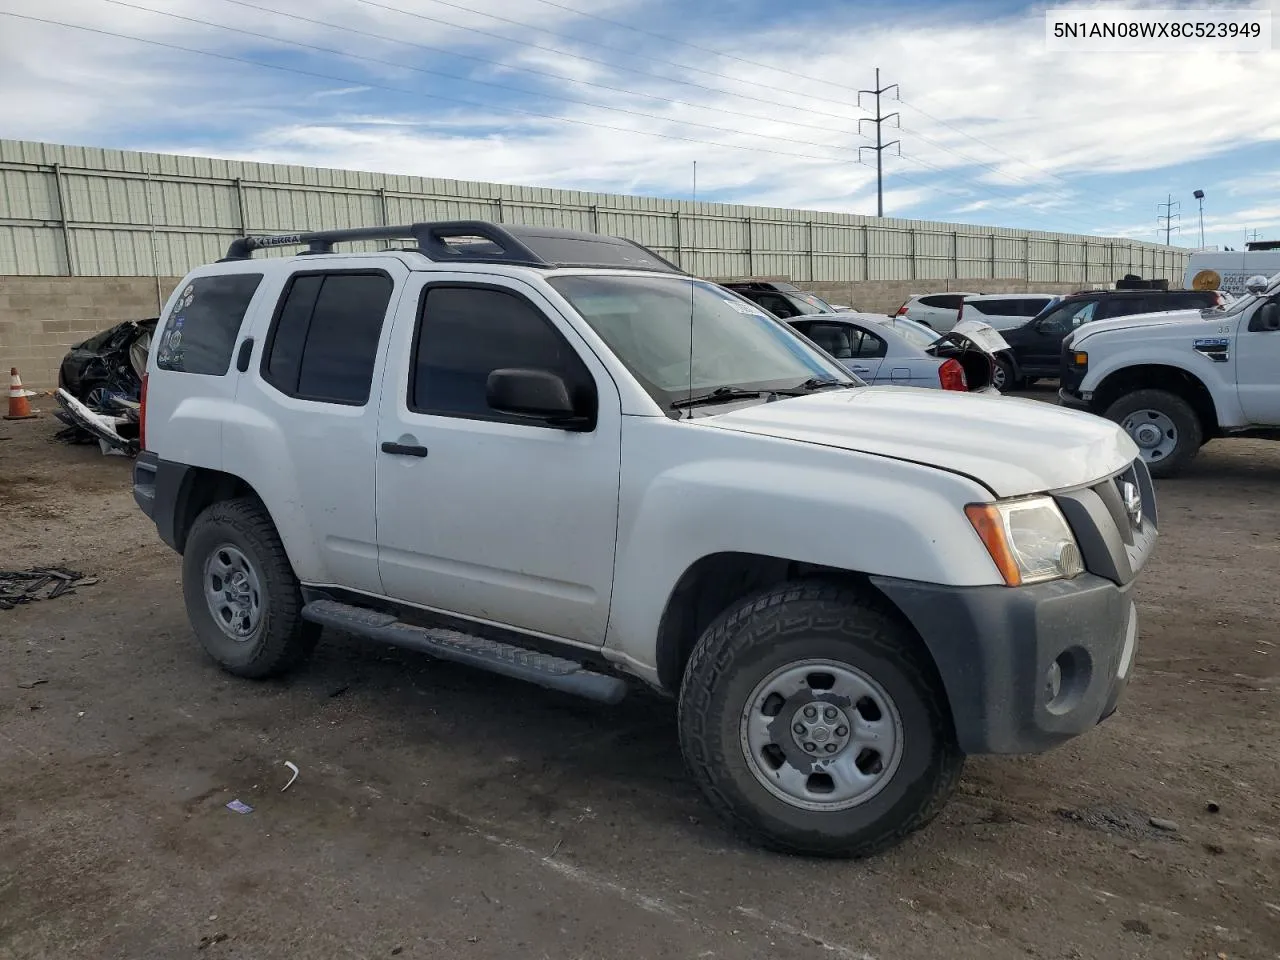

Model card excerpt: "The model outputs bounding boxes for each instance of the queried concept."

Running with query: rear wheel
[1104,389,1203,478]
[678,581,963,858]
[182,497,319,678]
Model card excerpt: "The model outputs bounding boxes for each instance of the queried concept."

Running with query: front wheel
[1104,388,1203,478]
[991,357,1015,393]
[678,582,963,858]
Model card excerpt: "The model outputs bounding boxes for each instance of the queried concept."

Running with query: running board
[301,599,627,704]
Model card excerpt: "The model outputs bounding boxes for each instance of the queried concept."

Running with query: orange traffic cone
[5,367,37,420]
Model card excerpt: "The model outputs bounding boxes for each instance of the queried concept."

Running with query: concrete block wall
[0,277,179,391]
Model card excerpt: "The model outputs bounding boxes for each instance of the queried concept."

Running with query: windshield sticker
[722,298,768,316]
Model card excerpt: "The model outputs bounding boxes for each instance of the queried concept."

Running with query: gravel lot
[2,395,1278,960]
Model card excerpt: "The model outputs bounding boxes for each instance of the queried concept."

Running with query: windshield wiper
[768,377,858,396]
[670,386,766,410]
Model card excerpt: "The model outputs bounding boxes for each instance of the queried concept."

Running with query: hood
[703,387,1137,498]
[1072,308,1210,342]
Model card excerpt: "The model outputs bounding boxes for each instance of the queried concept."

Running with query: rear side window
[919,294,965,310]
[262,271,393,405]
[156,274,262,375]
[411,285,593,424]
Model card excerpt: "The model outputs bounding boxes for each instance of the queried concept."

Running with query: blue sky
[1,0,1278,250]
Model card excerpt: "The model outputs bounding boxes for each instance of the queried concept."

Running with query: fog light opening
[1044,647,1092,716]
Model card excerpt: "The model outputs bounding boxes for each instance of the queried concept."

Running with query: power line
[857,68,900,218]
[208,0,878,147]
[519,0,885,96]
[897,98,1076,190]
[0,12,861,164]
[503,0,1087,192]
[100,0,872,159]
[2,11,1115,229]
[360,0,1090,208]
[355,0,864,118]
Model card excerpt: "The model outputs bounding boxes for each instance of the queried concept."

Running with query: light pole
[1193,189,1205,249]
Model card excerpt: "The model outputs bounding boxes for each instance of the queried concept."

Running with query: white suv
[133,221,1155,857]
[893,292,980,332]
[960,294,1060,331]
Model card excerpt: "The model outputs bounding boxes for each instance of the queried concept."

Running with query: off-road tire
[1104,388,1202,478]
[678,581,963,858]
[182,497,319,678]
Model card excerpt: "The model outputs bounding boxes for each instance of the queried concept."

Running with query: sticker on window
[156,274,263,376]
[722,298,768,316]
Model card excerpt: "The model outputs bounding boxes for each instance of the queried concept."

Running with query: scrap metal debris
[54,389,138,457]
[53,317,155,455]
[0,567,95,610]
[281,760,300,792]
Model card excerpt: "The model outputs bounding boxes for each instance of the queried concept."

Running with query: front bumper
[1058,387,1089,410]
[871,573,1138,755]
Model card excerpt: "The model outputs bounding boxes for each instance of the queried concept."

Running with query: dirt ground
[2,392,1278,960]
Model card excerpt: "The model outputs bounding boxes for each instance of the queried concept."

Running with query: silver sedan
[788,312,1007,394]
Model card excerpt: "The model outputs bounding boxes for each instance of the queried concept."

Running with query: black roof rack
[220,220,685,274]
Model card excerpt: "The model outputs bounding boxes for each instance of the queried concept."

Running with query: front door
[1238,297,1280,425]
[375,273,622,646]
[1021,299,1098,375]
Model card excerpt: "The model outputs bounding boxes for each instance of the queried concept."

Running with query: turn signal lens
[1071,351,1088,367]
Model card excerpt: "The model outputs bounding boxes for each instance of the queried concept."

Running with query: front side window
[262,271,393,405]
[548,275,853,408]
[157,273,262,375]
[411,285,595,424]
[1039,299,1098,334]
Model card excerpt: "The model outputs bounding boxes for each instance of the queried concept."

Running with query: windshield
[795,292,838,313]
[549,275,855,407]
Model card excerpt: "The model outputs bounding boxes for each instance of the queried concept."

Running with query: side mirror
[486,368,589,428]
[1246,275,1270,295]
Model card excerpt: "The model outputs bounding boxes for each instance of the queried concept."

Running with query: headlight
[965,497,1084,586]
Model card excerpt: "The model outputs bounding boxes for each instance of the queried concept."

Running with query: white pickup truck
[1060,272,1280,476]
[132,221,1154,857]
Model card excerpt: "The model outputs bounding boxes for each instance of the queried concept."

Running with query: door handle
[381,441,429,458]
[235,337,254,372]
[850,365,871,374]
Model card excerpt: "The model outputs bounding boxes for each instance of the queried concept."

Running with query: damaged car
[786,311,1014,394]
[53,317,155,454]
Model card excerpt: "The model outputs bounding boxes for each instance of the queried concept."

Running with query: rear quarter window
[156,274,263,375]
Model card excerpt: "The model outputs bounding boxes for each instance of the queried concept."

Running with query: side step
[301,599,627,705]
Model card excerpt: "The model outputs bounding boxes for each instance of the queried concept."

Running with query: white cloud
[0,0,1277,237]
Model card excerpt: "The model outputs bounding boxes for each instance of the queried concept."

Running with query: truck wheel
[678,581,963,858]
[182,497,319,679]
[1104,389,1202,478]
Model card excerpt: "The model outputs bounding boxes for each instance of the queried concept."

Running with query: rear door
[228,259,408,594]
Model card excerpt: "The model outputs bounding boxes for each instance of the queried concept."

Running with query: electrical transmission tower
[857,68,900,218]
[1157,194,1181,245]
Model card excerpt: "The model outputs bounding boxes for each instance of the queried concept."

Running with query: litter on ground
[0,568,95,610]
